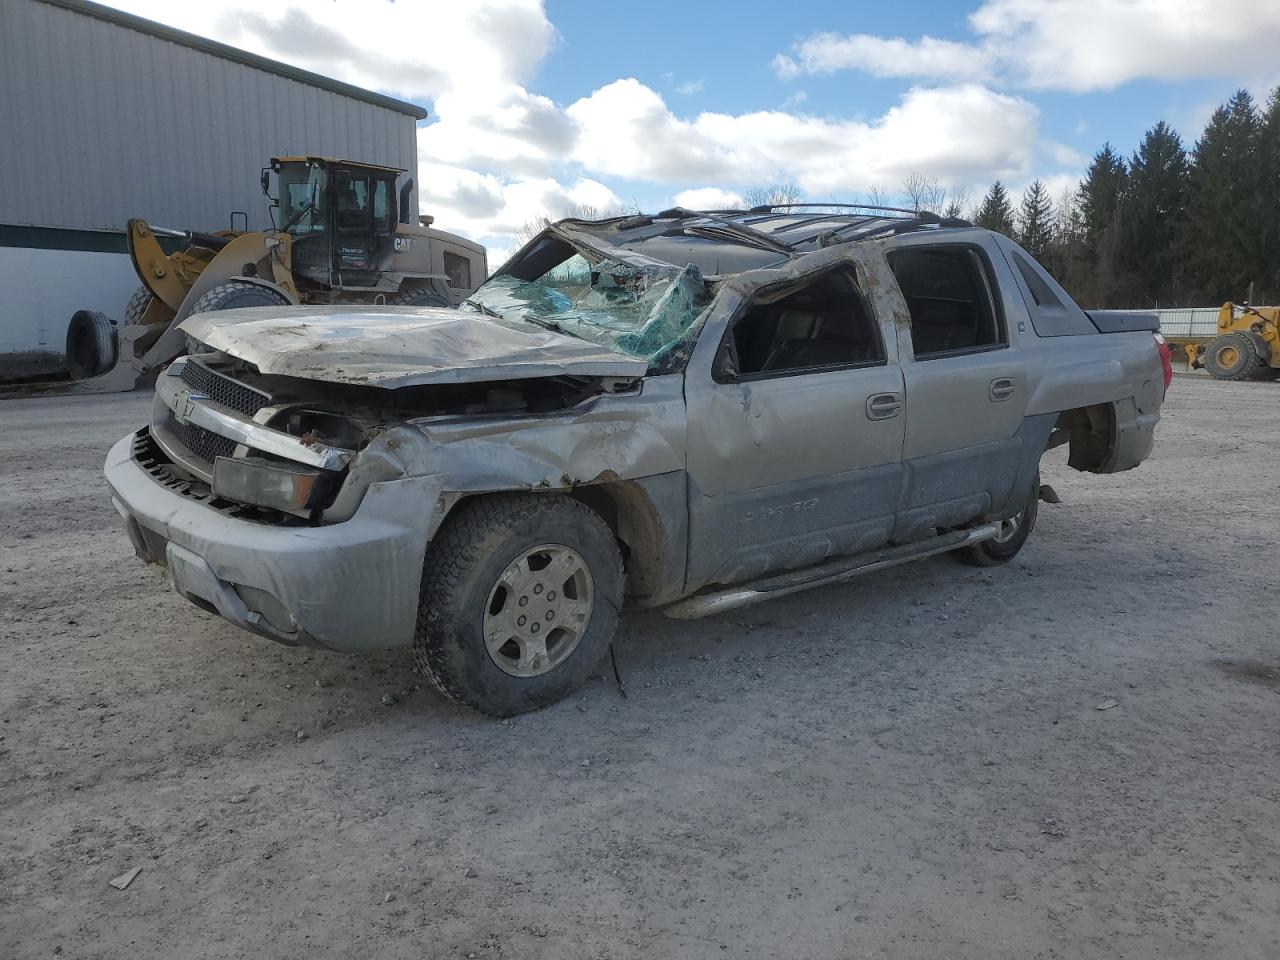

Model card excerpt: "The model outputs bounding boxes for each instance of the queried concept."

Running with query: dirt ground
[2,375,1278,960]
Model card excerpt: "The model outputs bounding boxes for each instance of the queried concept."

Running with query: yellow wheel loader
[1168,302,1280,381]
[65,156,487,392]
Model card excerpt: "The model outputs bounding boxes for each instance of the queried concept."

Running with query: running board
[662,522,1001,620]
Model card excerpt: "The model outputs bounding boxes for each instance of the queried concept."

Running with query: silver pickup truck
[105,206,1170,715]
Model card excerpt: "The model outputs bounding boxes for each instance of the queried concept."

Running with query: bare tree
[900,173,948,213]
[942,185,972,220]
[743,183,803,209]
[510,201,631,249]
[864,184,892,208]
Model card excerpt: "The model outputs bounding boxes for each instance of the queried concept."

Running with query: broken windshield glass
[463,253,712,364]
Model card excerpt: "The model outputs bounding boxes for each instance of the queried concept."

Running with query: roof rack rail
[747,202,925,218]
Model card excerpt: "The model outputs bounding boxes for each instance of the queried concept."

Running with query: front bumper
[105,432,445,652]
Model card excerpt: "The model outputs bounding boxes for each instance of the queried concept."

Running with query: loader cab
[270,157,401,289]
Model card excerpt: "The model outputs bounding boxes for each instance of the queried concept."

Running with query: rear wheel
[123,285,155,325]
[187,280,291,315]
[954,474,1040,567]
[389,285,449,307]
[414,494,623,717]
[1204,332,1265,381]
[65,310,117,379]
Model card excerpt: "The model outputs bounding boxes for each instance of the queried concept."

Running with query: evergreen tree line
[968,88,1280,309]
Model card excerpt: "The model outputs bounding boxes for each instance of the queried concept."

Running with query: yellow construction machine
[1170,302,1280,381]
[65,156,487,391]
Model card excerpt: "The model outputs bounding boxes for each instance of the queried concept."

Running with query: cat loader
[65,156,487,392]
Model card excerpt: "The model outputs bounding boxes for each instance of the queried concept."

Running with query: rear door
[683,265,906,590]
[886,239,1032,540]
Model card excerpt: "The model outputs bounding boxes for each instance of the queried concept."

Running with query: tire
[65,310,117,379]
[388,285,449,307]
[954,474,1040,567]
[123,285,155,325]
[187,280,291,316]
[1203,332,1265,381]
[414,494,623,717]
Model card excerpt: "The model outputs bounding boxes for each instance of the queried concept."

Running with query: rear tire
[954,474,1040,567]
[1204,332,1265,381]
[123,286,155,325]
[389,285,449,307]
[65,310,117,379]
[414,494,623,717]
[187,280,291,316]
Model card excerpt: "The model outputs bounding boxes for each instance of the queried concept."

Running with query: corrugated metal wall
[0,0,420,235]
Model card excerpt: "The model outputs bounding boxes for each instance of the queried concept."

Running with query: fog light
[213,456,332,514]
[234,584,298,633]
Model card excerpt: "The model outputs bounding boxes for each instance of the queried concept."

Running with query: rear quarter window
[996,237,1097,337]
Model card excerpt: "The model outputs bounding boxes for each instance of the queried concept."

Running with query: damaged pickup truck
[105,205,1170,715]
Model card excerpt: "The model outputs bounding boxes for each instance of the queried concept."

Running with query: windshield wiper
[521,313,567,334]
[462,298,502,319]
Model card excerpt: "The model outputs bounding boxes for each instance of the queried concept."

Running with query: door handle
[989,378,1016,402]
[866,392,903,420]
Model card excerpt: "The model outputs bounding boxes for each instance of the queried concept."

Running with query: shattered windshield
[464,242,712,364]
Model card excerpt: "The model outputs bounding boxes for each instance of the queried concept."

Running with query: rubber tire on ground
[65,310,117,379]
[414,494,623,717]
[1203,332,1266,381]
[388,286,449,307]
[123,286,155,325]
[187,280,291,316]
[953,473,1040,567]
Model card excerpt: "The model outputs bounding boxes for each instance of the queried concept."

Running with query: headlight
[212,456,338,516]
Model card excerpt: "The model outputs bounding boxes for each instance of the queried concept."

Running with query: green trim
[0,224,182,254]
[35,0,429,120]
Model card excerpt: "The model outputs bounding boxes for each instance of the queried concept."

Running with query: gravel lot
[2,375,1278,959]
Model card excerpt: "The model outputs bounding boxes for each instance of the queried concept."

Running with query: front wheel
[414,494,623,716]
[954,474,1040,567]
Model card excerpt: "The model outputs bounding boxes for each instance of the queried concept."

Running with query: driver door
[684,267,906,591]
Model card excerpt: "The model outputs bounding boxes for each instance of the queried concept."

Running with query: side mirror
[259,168,271,198]
[399,178,414,224]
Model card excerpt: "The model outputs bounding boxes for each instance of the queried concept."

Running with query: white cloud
[107,0,555,102]
[775,0,1280,92]
[673,187,746,210]
[675,79,706,95]
[774,33,990,82]
[567,80,1039,195]
[417,160,622,241]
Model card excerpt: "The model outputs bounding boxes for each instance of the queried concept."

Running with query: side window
[372,179,390,224]
[888,247,1004,358]
[443,251,472,289]
[335,171,371,229]
[724,269,884,379]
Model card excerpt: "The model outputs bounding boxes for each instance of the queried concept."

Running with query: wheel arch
[441,474,687,609]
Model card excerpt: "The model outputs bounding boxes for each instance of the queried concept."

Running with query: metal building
[0,0,427,373]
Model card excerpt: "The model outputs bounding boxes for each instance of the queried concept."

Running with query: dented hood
[179,305,649,387]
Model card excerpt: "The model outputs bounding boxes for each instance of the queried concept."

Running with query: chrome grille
[166,412,237,462]
[180,360,269,418]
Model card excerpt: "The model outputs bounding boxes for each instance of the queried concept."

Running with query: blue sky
[108,0,1280,257]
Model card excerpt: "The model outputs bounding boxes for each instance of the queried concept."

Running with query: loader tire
[389,285,449,307]
[65,310,117,380]
[414,494,623,717]
[187,280,291,316]
[123,286,155,325]
[1204,332,1265,381]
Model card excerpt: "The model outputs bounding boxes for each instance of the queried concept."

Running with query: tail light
[1154,333,1173,392]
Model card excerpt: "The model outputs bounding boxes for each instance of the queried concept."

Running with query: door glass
[335,171,371,229]
[888,248,1003,357]
[728,270,883,377]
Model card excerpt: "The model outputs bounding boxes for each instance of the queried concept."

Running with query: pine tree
[1017,180,1054,262]
[1076,144,1128,305]
[974,181,1015,235]
[1120,121,1189,304]
[1181,89,1262,302]
[1258,88,1280,302]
